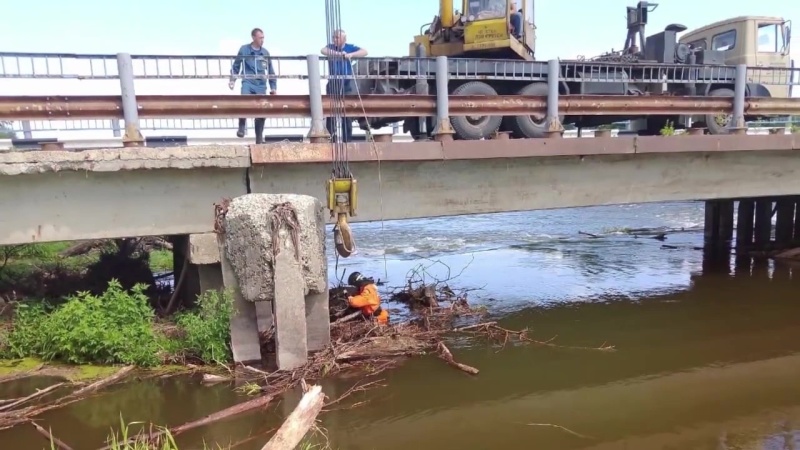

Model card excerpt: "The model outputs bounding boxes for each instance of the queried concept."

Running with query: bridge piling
[703,200,734,247]
[753,199,773,246]
[735,200,755,248]
[774,199,795,246]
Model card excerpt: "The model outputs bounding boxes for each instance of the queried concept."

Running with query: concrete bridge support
[183,195,330,371]
[727,196,800,252]
[703,200,734,248]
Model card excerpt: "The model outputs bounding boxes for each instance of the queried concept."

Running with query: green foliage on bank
[0,280,234,367]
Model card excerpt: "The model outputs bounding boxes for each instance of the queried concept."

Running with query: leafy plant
[174,290,235,364]
[4,279,161,365]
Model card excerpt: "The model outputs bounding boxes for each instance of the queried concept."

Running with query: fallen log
[437,342,479,375]
[32,422,74,450]
[0,382,66,412]
[261,384,325,450]
[96,394,274,450]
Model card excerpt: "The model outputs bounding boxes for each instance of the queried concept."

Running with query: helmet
[347,271,372,286]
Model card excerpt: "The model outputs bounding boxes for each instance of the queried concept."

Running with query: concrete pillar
[273,245,308,370]
[222,194,329,370]
[718,200,734,243]
[704,200,733,246]
[794,197,800,244]
[735,200,755,248]
[753,199,773,247]
[775,198,795,246]
[703,200,721,243]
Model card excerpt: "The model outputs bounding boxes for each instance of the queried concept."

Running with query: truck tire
[505,82,561,138]
[705,87,735,135]
[449,81,502,140]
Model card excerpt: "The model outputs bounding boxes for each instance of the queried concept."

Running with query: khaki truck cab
[679,16,792,98]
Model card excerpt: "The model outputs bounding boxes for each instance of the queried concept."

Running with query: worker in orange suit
[347,272,389,325]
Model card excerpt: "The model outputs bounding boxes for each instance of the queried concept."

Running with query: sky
[1,0,798,139]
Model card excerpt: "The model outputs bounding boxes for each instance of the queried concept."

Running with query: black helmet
[348,271,372,286]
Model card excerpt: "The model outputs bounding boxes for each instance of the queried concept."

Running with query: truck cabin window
[711,30,736,51]
[757,23,782,52]
[468,0,506,19]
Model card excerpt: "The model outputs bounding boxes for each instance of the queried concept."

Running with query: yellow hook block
[326,176,358,258]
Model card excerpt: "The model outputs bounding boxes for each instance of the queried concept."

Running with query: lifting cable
[324,0,358,260]
[323,0,389,280]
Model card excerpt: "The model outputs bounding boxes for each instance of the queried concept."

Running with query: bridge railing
[2,52,800,143]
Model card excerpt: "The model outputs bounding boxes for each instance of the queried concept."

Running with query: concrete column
[222,194,328,371]
[703,200,721,243]
[718,200,734,243]
[217,234,263,364]
[795,198,800,244]
[775,198,795,246]
[735,200,755,248]
[273,243,308,370]
[753,199,773,247]
[703,200,733,246]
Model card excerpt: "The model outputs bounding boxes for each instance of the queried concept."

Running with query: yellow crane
[410,0,536,60]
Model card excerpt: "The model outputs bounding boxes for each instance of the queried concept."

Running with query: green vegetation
[0,240,174,301]
[659,120,677,136]
[1,280,235,367]
[0,120,13,139]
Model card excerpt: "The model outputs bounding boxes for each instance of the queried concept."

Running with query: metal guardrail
[3,52,799,143]
[3,94,798,120]
[2,52,800,86]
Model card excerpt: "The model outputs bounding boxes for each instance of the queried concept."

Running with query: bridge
[5,50,800,368]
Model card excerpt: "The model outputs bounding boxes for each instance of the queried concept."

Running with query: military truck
[352,2,793,138]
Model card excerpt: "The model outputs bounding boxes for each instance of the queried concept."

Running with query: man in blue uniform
[320,29,367,142]
[229,28,278,144]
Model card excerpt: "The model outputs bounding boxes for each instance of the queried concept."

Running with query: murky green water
[2,202,800,449]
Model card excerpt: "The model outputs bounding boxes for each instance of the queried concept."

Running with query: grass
[149,250,173,273]
[44,417,330,450]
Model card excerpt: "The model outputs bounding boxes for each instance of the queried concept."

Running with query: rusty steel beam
[2,94,799,120]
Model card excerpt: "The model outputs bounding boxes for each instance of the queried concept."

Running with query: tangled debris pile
[246,259,616,397]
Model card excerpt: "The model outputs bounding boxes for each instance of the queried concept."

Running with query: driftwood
[437,342,479,375]
[0,366,135,430]
[0,382,66,412]
[96,394,274,450]
[261,383,325,450]
[32,422,74,450]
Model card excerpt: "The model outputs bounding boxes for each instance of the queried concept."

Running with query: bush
[174,289,235,364]
[4,279,161,366]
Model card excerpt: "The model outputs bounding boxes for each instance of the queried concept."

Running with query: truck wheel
[449,82,502,140]
[705,88,735,135]
[505,82,562,138]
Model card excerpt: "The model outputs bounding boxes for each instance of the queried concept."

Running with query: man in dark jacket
[229,28,277,144]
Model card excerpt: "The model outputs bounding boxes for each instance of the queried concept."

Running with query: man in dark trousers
[320,29,367,142]
[229,28,277,144]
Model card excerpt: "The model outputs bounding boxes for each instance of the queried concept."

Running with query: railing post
[545,59,564,138]
[21,120,32,139]
[414,45,429,138]
[116,53,144,147]
[731,63,747,135]
[432,55,454,141]
[306,55,329,143]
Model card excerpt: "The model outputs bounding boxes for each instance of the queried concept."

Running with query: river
[3,201,800,449]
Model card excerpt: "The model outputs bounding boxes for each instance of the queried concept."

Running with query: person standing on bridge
[229,28,277,144]
[320,29,367,143]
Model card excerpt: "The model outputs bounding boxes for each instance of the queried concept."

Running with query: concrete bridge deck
[2,134,800,246]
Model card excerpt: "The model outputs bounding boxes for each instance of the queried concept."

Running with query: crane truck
[352,0,793,139]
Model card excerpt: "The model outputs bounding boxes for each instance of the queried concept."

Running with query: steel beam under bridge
[2,135,800,245]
